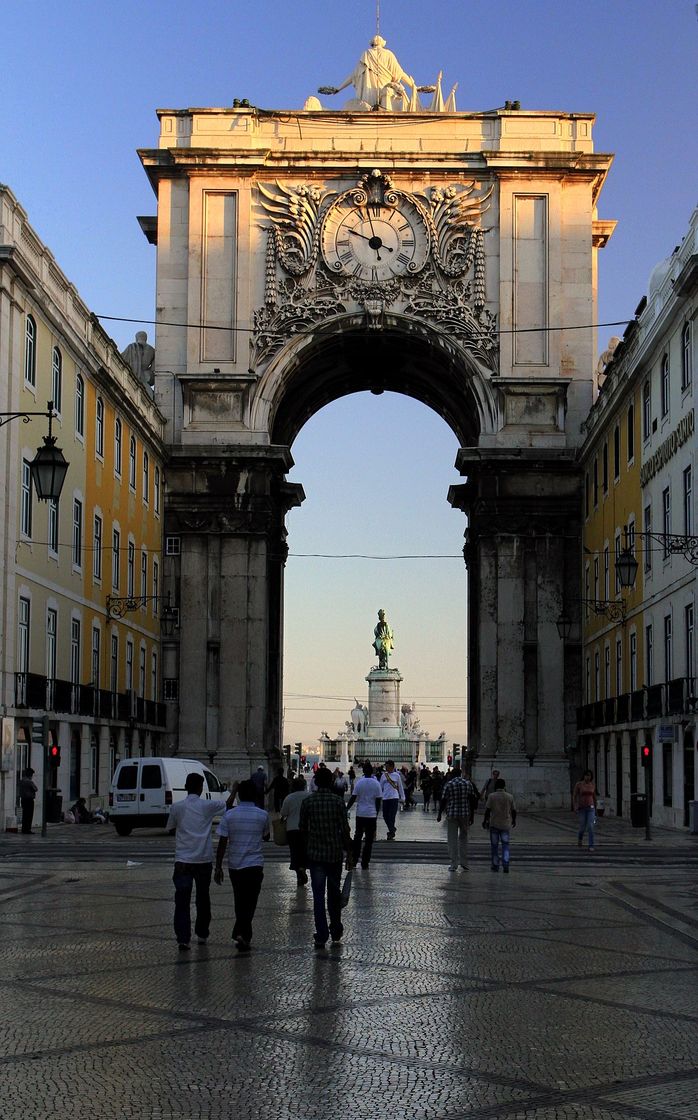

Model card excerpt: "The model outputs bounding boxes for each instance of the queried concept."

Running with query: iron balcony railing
[576,677,695,731]
[14,673,166,728]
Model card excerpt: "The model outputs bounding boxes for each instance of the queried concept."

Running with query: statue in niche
[320,35,417,111]
[372,608,394,670]
[121,331,155,388]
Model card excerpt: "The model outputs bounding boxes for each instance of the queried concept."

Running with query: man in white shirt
[167,771,231,951]
[380,759,405,840]
[347,761,382,869]
[214,780,270,952]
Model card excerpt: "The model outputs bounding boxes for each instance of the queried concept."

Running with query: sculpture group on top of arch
[252,169,497,371]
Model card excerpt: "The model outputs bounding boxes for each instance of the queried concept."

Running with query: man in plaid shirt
[300,767,353,948]
[437,766,474,872]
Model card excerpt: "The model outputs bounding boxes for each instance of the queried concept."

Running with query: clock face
[321,196,430,283]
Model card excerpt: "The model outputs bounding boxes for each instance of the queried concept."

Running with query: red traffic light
[641,744,651,767]
[48,744,61,765]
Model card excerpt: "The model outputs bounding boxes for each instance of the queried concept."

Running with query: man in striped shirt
[437,767,474,872]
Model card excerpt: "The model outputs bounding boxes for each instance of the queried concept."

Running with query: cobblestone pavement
[1,811,697,1120]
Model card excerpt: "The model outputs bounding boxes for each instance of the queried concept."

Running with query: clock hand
[346,229,373,243]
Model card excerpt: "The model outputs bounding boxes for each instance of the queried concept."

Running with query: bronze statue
[372,608,394,670]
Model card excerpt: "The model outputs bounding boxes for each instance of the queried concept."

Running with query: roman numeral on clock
[396,251,410,265]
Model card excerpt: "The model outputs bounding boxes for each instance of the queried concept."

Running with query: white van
[108,757,227,836]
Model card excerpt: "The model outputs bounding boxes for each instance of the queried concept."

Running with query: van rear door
[113,762,139,812]
[139,761,166,815]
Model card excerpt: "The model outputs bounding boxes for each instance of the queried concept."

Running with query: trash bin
[630,792,647,828]
[689,801,698,835]
[45,789,63,824]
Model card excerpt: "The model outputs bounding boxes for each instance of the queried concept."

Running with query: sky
[2,1,696,746]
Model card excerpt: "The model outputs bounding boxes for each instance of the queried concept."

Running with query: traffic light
[48,743,61,767]
[640,743,652,768]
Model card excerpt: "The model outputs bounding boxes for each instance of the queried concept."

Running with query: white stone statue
[320,35,417,111]
[121,331,155,388]
[596,336,621,378]
[351,699,368,733]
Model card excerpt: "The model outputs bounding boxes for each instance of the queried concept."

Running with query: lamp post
[0,401,69,501]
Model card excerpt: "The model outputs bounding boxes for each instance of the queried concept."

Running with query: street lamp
[106,592,179,636]
[0,401,69,502]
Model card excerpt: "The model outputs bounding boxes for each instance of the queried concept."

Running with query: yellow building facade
[0,186,167,828]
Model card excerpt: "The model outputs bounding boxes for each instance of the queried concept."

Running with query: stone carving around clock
[252,169,497,369]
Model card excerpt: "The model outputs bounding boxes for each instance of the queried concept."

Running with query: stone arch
[249,312,499,447]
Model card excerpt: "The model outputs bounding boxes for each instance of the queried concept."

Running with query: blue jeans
[577,807,595,848]
[382,799,399,836]
[489,828,510,869]
[173,861,212,944]
[308,860,343,944]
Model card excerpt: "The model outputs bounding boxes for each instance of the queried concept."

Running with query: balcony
[575,678,696,732]
[14,673,166,728]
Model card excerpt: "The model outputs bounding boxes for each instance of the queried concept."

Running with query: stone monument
[120,331,155,388]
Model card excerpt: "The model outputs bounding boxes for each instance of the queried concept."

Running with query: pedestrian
[431,767,444,811]
[420,767,433,812]
[480,768,500,803]
[572,769,597,852]
[280,777,311,886]
[405,765,418,809]
[266,769,290,813]
[347,765,356,793]
[380,759,405,839]
[332,768,349,799]
[214,779,270,952]
[347,761,382,869]
[299,765,353,948]
[18,767,38,834]
[483,778,517,873]
[167,772,232,951]
[436,765,474,872]
[250,765,267,809]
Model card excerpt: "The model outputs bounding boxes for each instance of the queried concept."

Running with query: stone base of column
[473,758,571,810]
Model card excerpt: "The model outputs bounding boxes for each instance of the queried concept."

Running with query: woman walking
[573,769,597,851]
[281,777,311,885]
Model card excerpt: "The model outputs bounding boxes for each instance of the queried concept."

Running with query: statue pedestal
[366,667,403,740]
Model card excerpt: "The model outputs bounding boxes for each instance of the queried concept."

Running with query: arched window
[114,417,122,475]
[129,435,136,488]
[682,322,692,390]
[142,451,149,503]
[75,374,85,437]
[95,396,104,457]
[24,316,36,387]
[51,346,62,413]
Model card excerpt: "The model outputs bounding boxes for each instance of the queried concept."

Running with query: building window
[114,417,122,476]
[584,472,589,518]
[95,397,104,458]
[604,644,611,698]
[154,466,161,515]
[686,604,694,681]
[46,608,57,691]
[613,425,620,480]
[21,459,33,537]
[593,458,598,507]
[151,651,158,701]
[129,436,136,489]
[615,637,622,696]
[127,540,135,597]
[627,404,635,462]
[75,374,85,437]
[110,633,118,693]
[165,536,181,556]
[18,597,30,673]
[91,625,101,689]
[164,678,179,702]
[142,451,149,504]
[72,498,83,568]
[614,531,622,591]
[643,504,652,573]
[594,650,600,701]
[664,614,672,681]
[593,556,599,602]
[24,315,36,387]
[112,528,120,590]
[662,487,671,557]
[642,379,651,439]
[684,466,693,536]
[681,322,692,390]
[126,639,134,691]
[662,744,673,807]
[139,646,146,698]
[52,347,63,414]
[44,498,58,558]
[152,558,159,615]
[602,442,608,495]
[70,619,81,685]
[603,546,610,600]
[645,624,653,685]
[660,354,670,418]
[140,550,147,601]
[93,514,103,580]
[629,631,637,691]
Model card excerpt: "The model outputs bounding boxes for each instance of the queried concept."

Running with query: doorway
[615,736,623,817]
[69,731,81,801]
[683,730,695,828]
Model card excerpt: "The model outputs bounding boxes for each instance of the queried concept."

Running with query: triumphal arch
[138,37,614,803]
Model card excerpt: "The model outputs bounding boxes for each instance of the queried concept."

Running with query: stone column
[166,447,303,782]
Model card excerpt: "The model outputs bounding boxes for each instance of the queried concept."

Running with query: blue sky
[3,1,696,745]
